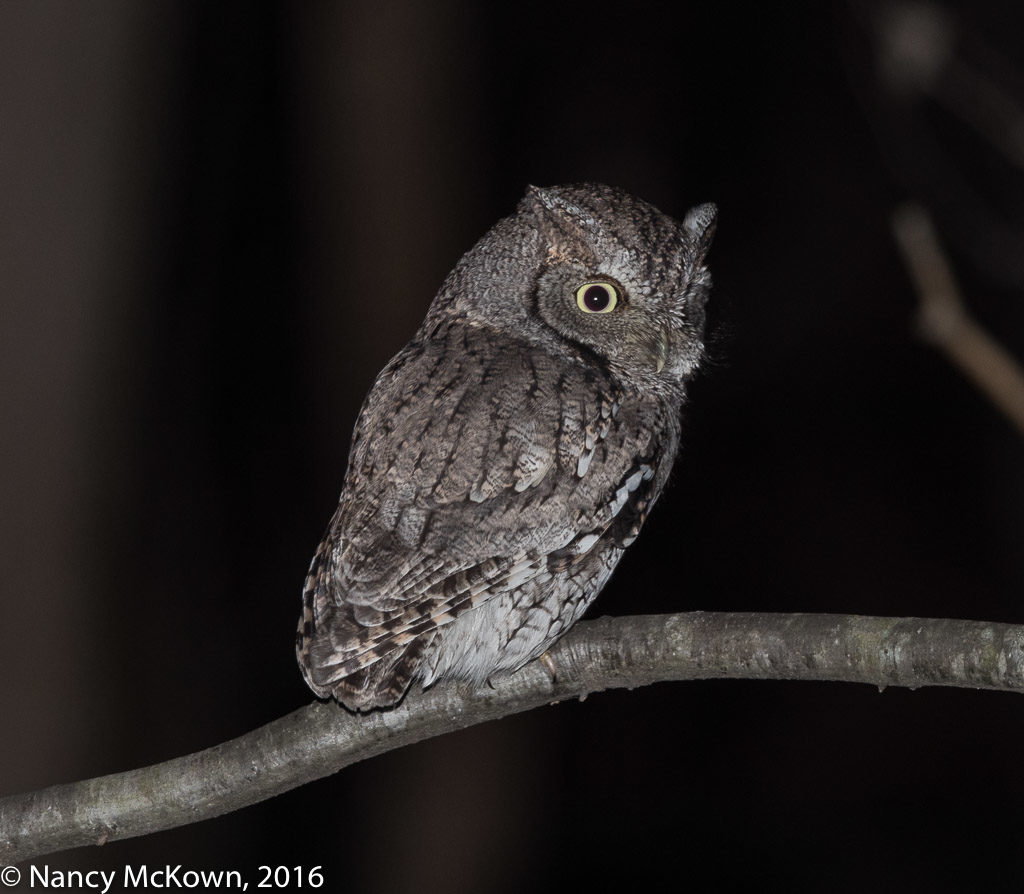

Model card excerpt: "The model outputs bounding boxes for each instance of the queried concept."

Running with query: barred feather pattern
[296,183,715,710]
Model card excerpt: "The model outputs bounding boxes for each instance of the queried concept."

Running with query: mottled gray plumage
[297,183,716,710]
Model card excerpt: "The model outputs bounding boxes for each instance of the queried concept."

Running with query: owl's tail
[296,539,433,711]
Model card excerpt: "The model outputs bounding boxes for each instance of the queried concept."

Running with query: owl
[297,183,716,710]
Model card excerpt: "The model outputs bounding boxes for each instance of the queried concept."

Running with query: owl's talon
[538,651,558,683]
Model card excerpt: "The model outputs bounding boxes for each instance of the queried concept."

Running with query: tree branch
[891,202,1024,438]
[3,610,1024,864]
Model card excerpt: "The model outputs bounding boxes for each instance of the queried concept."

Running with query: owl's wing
[298,323,670,707]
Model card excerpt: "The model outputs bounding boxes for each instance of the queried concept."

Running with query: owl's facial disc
[572,281,671,374]
[576,279,667,372]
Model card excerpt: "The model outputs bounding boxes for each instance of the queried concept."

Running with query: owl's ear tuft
[525,185,593,236]
[683,202,717,266]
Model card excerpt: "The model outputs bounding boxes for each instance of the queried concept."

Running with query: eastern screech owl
[297,183,716,710]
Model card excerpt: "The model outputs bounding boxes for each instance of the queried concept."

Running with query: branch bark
[3,610,1024,864]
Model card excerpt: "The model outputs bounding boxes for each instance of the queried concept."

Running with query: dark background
[3,1,1024,890]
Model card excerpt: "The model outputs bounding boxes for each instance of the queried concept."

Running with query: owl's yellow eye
[575,282,619,314]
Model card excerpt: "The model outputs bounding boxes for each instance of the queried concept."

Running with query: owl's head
[524,183,716,398]
[430,183,715,400]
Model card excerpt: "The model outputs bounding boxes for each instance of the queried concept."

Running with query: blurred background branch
[892,202,1024,436]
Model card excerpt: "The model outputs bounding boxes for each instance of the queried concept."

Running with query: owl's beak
[653,326,669,374]
[629,324,670,375]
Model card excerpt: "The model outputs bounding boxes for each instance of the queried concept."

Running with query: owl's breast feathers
[297,320,681,708]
